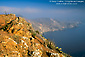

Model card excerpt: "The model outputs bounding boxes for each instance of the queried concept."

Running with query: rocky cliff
[0,14,71,57]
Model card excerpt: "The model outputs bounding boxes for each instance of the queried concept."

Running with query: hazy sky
[0,0,85,20]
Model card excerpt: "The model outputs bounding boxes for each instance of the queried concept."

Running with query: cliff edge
[0,14,71,57]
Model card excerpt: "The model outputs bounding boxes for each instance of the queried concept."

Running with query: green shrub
[32,33,36,38]
[35,30,39,34]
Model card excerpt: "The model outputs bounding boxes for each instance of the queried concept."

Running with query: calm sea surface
[43,21,85,57]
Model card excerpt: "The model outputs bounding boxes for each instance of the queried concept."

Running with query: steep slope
[0,14,71,57]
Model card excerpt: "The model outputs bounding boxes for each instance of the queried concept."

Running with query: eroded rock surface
[0,14,71,57]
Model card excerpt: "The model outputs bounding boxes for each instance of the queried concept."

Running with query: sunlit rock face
[0,14,71,57]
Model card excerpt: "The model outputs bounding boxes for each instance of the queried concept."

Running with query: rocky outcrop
[0,14,71,57]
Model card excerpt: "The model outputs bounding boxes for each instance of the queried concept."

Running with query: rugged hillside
[27,18,79,34]
[0,14,71,57]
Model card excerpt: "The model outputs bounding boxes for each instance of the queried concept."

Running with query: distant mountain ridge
[27,18,80,34]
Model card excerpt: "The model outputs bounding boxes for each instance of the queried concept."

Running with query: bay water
[43,21,85,57]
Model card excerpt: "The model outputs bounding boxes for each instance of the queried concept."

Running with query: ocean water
[43,21,85,57]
